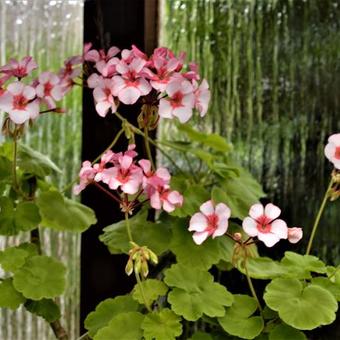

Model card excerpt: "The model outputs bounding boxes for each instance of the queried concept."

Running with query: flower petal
[189,212,208,232]
[192,231,209,245]
[249,203,264,220]
[264,203,281,221]
[118,86,140,105]
[270,219,288,239]
[200,200,215,215]
[257,232,280,247]
[242,217,258,237]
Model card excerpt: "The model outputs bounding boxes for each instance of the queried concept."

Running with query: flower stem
[244,259,263,316]
[134,269,152,312]
[144,127,155,170]
[92,182,121,204]
[124,211,133,242]
[306,177,334,255]
[12,131,19,190]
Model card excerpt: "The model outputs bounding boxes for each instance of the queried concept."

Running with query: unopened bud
[233,232,242,241]
[134,257,142,274]
[141,260,149,278]
[125,258,133,276]
[148,249,158,265]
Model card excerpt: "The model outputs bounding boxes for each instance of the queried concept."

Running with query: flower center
[206,214,218,234]
[256,215,272,234]
[335,146,340,160]
[117,169,130,183]
[171,91,184,108]
[44,82,53,96]
[12,94,27,110]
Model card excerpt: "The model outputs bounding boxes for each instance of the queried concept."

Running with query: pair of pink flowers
[74,145,183,213]
[0,56,78,125]
[85,44,211,123]
[189,201,303,247]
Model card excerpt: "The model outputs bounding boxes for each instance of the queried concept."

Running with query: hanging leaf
[94,311,144,340]
[100,210,170,255]
[264,278,337,330]
[24,299,61,322]
[84,295,139,337]
[268,324,306,340]
[132,279,168,307]
[0,246,30,272]
[0,278,26,309]
[164,264,233,321]
[218,294,263,339]
[142,308,182,340]
[311,277,340,302]
[37,190,97,232]
[17,144,61,177]
[13,255,66,300]
[169,219,233,270]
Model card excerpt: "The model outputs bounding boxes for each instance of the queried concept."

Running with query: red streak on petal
[335,146,340,160]
[12,94,27,110]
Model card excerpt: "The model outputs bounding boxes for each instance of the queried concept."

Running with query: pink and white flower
[0,56,37,79]
[150,185,183,212]
[158,78,195,123]
[0,81,39,124]
[193,79,211,117]
[92,78,117,117]
[324,133,340,169]
[112,58,152,105]
[138,159,171,191]
[189,200,231,245]
[73,161,97,195]
[35,71,63,109]
[242,203,288,247]
[98,154,143,195]
[287,227,303,244]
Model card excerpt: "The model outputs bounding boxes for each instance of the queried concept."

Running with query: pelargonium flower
[92,78,117,117]
[189,200,231,245]
[242,203,288,247]
[287,227,303,244]
[324,133,340,169]
[0,56,37,79]
[193,79,211,117]
[112,58,152,105]
[0,81,39,124]
[138,159,171,190]
[158,78,195,123]
[149,185,183,213]
[35,71,63,109]
[73,161,97,195]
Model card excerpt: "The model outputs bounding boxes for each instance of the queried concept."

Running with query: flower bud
[148,249,158,265]
[141,260,149,278]
[125,258,133,276]
[233,232,242,241]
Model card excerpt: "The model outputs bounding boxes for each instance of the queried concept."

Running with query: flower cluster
[189,201,303,247]
[0,55,80,125]
[84,43,211,123]
[74,145,183,213]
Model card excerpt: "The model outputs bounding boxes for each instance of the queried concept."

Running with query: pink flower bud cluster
[74,145,183,213]
[0,55,80,124]
[84,43,211,123]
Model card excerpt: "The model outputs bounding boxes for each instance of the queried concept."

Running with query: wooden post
[81,0,158,332]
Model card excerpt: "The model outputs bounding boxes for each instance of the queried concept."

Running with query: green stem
[12,131,19,190]
[306,177,334,255]
[134,269,152,312]
[244,259,263,316]
[144,127,155,170]
[124,211,133,242]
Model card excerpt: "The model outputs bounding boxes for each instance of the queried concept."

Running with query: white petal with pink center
[324,133,340,169]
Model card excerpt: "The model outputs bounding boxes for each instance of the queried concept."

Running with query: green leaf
[13,255,66,300]
[327,266,340,284]
[170,184,210,218]
[311,277,340,301]
[169,219,233,270]
[15,201,41,231]
[24,299,61,322]
[0,246,30,272]
[268,324,306,340]
[280,252,327,279]
[177,124,231,152]
[164,264,233,321]
[0,156,12,181]
[218,294,264,339]
[37,191,97,232]
[264,278,337,330]
[132,279,168,306]
[100,210,170,255]
[213,168,265,219]
[84,295,139,337]
[189,332,213,340]
[15,242,39,257]
[17,144,61,177]
[0,278,25,309]
[142,308,182,340]
[94,311,144,340]
[0,196,17,235]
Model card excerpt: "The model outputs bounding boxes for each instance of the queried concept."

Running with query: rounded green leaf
[14,202,41,231]
[264,278,337,330]
[24,299,61,322]
[0,197,17,235]
[311,277,340,302]
[142,308,182,340]
[0,278,26,309]
[13,255,66,300]
[37,191,97,232]
[132,279,168,307]
[268,324,306,340]
[169,220,233,270]
[94,311,144,340]
[0,247,29,272]
[165,264,233,321]
[218,294,264,339]
[189,332,213,340]
[84,295,139,337]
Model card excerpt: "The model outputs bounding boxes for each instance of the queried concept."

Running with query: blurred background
[0,0,339,338]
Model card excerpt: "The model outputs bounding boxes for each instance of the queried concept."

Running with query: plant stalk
[124,211,133,242]
[134,269,152,312]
